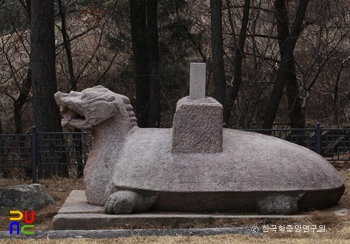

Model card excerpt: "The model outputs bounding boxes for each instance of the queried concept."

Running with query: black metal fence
[1,123,350,183]
[0,126,92,183]
[245,122,350,160]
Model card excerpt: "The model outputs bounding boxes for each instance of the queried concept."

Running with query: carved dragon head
[54,85,137,130]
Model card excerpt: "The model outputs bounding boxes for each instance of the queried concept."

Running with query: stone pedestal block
[172,96,223,153]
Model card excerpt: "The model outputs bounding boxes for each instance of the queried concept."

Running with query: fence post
[315,122,321,155]
[31,126,37,183]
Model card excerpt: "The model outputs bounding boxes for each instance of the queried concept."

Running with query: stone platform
[52,190,306,230]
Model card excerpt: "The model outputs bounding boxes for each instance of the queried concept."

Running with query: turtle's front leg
[104,190,158,214]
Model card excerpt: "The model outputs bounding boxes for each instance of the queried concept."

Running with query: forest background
[1,0,350,134]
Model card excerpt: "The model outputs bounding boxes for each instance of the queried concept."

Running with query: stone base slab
[52,190,306,230]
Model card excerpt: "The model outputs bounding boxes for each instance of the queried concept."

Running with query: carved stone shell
[113,129,344,194]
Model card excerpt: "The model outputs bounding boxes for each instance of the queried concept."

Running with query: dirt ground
[0,162,349,242]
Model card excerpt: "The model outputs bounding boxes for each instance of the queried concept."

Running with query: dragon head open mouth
[59,105,86,127]
[54,86,125,131]
[54,91,89,129]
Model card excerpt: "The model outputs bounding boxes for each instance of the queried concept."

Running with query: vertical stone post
[172,63,223,153]
[190,63,206,100]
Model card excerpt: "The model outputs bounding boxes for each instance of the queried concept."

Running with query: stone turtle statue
[54,85,344,214]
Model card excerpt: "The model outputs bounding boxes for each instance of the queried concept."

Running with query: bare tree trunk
[275,0,305,128]
[31,0,61,132]
[58,0,77,91]
[211,0,226,117]
[31,0,67,177]
[129,0,150,128]
[224,0,250,125]
[147,0,160,128]
[262,0,309,130]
